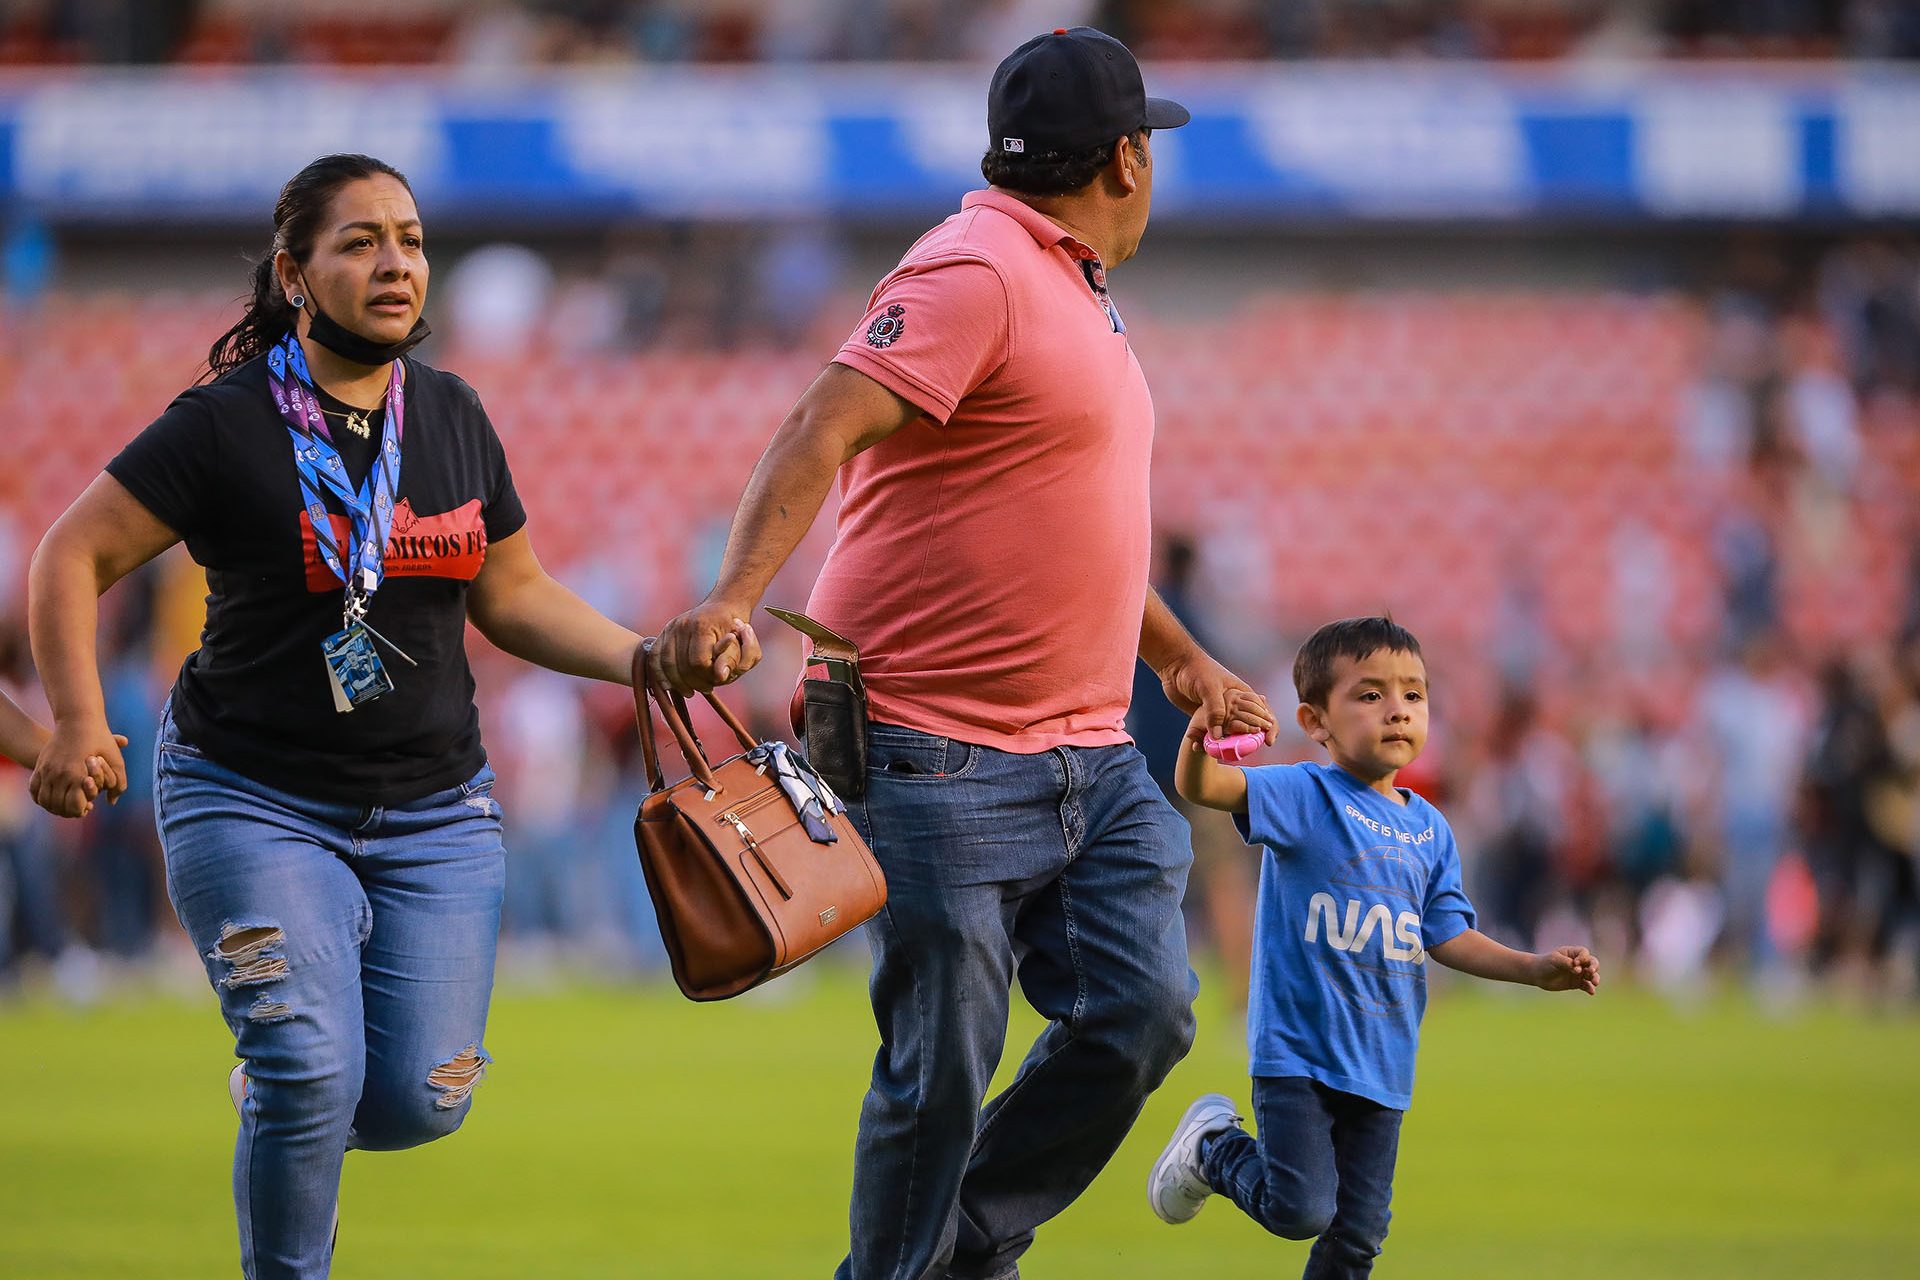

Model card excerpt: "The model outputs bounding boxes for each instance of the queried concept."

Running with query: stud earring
[289,293,305,310]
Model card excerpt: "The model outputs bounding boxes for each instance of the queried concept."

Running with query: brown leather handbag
[631,645,886,1001]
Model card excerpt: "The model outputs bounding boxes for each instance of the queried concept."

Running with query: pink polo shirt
[807,189,1155,753]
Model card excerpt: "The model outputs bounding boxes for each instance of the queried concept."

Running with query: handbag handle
[632,639,761,795]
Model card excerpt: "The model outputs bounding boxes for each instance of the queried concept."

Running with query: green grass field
[2,963,1917,1279]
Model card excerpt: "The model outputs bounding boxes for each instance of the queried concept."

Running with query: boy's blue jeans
[155,706,505,1280]
[1202,1076,1406,1280]
[837,723,1198,1280]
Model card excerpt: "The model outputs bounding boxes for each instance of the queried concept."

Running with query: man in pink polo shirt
[658,27,1275,1280]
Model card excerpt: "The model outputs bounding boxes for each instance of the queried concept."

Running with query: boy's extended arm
[1427,929,1600,995]
[1172,731,1249,813]
[1140,591,1277,743]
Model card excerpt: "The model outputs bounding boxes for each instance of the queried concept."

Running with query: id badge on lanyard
[267,335,416,712]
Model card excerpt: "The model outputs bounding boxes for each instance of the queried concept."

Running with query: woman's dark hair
[1293,616,1424,708]
[980,129,1148,198]
[204,153,414,379]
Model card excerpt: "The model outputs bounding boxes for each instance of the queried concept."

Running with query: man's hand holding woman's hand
[653,600,763,694]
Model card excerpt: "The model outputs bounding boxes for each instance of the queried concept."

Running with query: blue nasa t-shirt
[1235,762,1476,1110]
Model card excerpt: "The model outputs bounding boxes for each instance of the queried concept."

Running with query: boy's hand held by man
[1161,655,1277,743]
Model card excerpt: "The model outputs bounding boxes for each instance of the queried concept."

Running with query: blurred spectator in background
[0,621,79,989]
[1489,561,1547,693]
[1460,688,1575,950]
[1849,0,1920,56]
[493,667,596,962]
[1637,869,1726,998]
[444,243,557,356]
[1862,637,1920,994]
[1801,657,1894,984]
[1695,633,1812,974]
[960,0,1102,60]
[87,571,162,961]
[1679,303,1770,479]
[1587,689,1693,902]
[0,623,36,983]
[598,227,675,350]
[448,0,576,68]
[1779,318,1862,501]
[1713,489,1782,652]
[749,222,848,350]
[1820,240,1920,400]
[1609,518,1677,673]
[40,0,200,63]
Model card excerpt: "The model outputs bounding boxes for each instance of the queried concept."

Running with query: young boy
[1147,616,1598,1278]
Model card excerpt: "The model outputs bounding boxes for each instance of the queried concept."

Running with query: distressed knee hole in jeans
[427,1045,489,1110]
[211,922,288,988]
[246,994,293,1022]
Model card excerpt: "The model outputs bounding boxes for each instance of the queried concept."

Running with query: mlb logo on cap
[1003,138,1026,153]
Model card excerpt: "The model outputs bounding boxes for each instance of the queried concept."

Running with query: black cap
[987,27,1191,157]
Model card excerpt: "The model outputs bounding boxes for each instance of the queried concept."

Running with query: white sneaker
[1147,1093,1241,1224]
[229,1064,340,1251]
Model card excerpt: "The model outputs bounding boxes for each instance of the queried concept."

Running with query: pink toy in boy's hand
[1202,732,1264,764]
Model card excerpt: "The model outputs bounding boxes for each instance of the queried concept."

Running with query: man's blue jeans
[837,723,1198,1280]
[1201,1076,1405,1280]
[155,706,506,1280]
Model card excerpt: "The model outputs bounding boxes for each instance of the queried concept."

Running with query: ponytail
[204,252,296,380]
[201,152,414,382]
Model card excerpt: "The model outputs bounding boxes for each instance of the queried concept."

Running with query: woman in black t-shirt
[27,154,698,1280]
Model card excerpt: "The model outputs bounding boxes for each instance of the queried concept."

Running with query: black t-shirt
[107,353,526,806]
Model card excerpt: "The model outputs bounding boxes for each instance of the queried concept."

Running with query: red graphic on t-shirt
[301,497,488,591]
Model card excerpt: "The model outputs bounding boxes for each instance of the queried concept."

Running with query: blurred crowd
[3,234,1919,1010]
[437,225,851,358]
[4,0,1919,65]
[1156,233,1920,1010]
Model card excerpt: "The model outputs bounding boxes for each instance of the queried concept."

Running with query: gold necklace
[317,404,376,439]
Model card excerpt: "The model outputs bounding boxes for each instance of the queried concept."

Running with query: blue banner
[2,64,1917,223]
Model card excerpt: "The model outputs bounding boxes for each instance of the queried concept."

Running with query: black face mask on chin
[302,298,432,367]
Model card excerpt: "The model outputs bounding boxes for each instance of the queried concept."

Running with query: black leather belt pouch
[768,607,870,801]
[801,673,868,800]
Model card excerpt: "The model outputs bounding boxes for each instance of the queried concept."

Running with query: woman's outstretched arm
[466,528,647,685]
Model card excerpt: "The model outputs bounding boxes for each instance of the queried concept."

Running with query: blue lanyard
[1080,257,1126,335]
[265,334,406,605]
